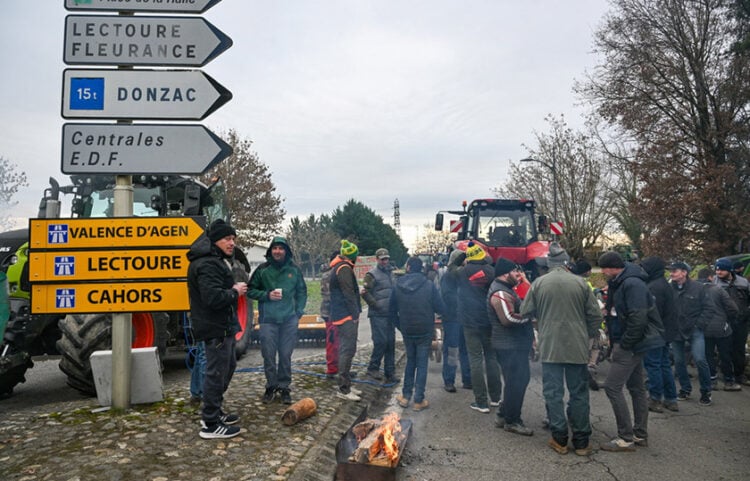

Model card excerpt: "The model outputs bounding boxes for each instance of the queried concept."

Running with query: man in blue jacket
[598,252,664,452]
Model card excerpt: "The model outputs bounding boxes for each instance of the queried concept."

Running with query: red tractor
[435,198,550,280]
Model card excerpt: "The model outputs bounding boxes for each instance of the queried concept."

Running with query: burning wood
[348,412,404,467]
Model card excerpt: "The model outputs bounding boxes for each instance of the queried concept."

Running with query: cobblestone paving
[1,346,402,481]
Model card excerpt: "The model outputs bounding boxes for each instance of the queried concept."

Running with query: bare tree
[198,129,285,245]
[285,214,339,278]
[0,156,28,230]
[495,115,614,260]
[576,0,750,261]
[413,223,454,255]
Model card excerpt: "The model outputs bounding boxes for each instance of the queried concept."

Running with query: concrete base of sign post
[90,347,164,407]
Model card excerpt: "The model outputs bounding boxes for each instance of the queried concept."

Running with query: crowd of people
[185,219,750,452]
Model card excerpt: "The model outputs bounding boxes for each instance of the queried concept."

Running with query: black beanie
[598,251,625,269]
[494,258,516,277]
[208,219,237,242]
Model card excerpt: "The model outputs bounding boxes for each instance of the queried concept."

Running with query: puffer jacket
[641,257,679,342]
[186,234,240,341]
[606,263,664,353]
[699,280,737,338]
[389,272,445,337]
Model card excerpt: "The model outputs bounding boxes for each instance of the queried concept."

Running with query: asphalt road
[395,356,750,481]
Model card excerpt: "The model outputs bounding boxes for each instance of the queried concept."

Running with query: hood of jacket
[265,236,294,266]
[609,262,648,290]
[396,272,428,293]
[640,256,666,282]
[187,233,225,262]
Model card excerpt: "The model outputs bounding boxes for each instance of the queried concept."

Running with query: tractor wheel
[56,312,158,396]
[0,344,33,398]
[234,296,253,359]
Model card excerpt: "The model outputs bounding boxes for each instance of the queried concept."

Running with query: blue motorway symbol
[55,288,76,309]
[48,224,69,244]
[54,256,75,276]
[69,77,104,110]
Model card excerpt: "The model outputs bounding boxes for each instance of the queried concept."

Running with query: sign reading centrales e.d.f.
[61,123,232,175]
[64,15,232,67]
[62,69,231,120]
[64,0,222,14]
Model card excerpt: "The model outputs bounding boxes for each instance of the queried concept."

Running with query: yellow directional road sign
[29,217,205,250]
[29,249,189,282]
[32,281,189,314]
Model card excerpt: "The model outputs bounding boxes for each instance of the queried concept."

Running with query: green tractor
[0,175,254,397]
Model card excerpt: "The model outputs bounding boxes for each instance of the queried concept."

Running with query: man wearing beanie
[330,239,363,401]
[488,258,534,436]
[187,219,246,439]
[521,242,602,455]
[248,236,307,405]
[456,241,502,413]
[598,251,664,452]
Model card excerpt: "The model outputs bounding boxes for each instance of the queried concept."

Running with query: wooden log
[352,419,381,441]
[281,397,317,426]
[349,427,383,463]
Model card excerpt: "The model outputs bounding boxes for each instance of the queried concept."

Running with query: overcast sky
[1,1,610,249]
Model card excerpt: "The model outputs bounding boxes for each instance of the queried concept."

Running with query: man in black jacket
[669,262,712,406]
[187,219,247,439]
[599,252,664,452]
[640,256,679,413]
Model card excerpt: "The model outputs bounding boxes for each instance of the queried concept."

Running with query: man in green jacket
[248,236,307,405]
[520,242,602,456]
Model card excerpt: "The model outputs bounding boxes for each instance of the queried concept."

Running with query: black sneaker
[199,422,240,439]
[384,376,401,384]
[677,390,691,401]
[220,412,240,425]
[279,388,293,405]
[444,384,457,393]
[262,387,276,404]
[699,392,712,406]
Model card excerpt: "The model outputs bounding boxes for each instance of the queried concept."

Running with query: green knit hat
[340,239,359,261]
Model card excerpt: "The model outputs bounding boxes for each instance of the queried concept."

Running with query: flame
[379,412,402,462]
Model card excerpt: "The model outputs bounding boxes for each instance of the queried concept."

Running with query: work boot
[648,398,663,413]
[663,401,679,412]
[413,399,429,412]
[504,423,533,436]
[548,438,568,455]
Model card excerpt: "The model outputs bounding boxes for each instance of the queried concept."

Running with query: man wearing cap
[330,240,363,401]
[597,251,664,452]
[521,242,602,456]
[457,241,502,413]
[362,248,398,383]
[488,257,534,436]
[248,236,308,405]
[187,219,246,439]
[668,261,713,405]
[713,257,750,385]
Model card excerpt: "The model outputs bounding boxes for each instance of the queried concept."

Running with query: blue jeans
[402,333,432,403]
[643,344,677,403]
[495,348,531,425]
[367,315,396,378]
[189,341,206,398]
[259,315,299,390]
[672,329,712,395]
[463,325,502,405]
[542,362,591,449]
[442,321,471,387]
[202,335,237,425]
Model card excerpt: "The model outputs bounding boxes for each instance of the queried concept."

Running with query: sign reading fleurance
[32,281,189,314]
[64,15,232,67]
[29,217,205,250]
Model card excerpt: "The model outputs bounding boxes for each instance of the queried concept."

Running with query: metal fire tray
[334,406,412,481]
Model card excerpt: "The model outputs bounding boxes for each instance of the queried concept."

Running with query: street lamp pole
[520,156,557,221]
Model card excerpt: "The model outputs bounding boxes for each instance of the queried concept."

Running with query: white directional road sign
[61,123,232,174]
[64,15,232,67]
[65,0,222,14]
[62,69,232,120]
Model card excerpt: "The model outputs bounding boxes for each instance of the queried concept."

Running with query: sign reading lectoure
[61,123,232,174]
[64,15,232,67]
[62,69,232,120]
[29,217,206,250]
